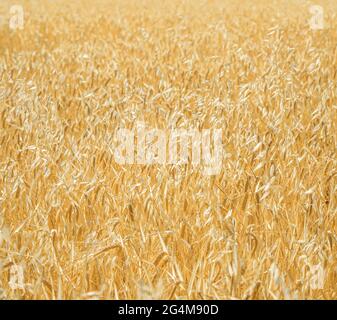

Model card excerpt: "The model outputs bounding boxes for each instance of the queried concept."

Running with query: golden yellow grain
[0,0,336,300]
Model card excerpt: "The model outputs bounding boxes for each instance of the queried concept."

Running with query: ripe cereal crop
[0,0,336,300]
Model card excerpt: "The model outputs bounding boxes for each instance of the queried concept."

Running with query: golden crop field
[0,0,336,300]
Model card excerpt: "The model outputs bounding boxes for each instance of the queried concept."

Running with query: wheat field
[0,0,336,300]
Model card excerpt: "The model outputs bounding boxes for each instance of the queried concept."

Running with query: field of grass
[0,0,336,299]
